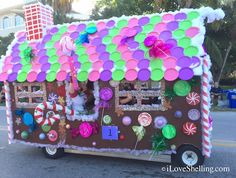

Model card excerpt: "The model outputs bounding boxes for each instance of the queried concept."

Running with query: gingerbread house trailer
[0,3,224,166]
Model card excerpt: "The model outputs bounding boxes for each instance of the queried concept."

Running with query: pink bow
[144,36,172,58]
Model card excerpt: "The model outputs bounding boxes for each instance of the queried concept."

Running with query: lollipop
[183,122,197,135]
[186,92,200,106]
[59,36,78,90]
[59,36,76,55]
[100,87,113,101]
[138,112,152,127]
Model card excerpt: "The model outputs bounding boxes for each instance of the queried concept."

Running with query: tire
[171,145,205,167]
[42,147,64,159]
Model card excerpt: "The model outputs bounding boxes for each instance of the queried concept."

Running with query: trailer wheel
[42,147,64,159]
[171,145,204,167]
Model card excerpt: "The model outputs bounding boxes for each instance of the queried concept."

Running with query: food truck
[0,2,224,166]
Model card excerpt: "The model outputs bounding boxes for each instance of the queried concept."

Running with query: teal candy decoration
[23,112,34,126]
[86,26,97,34]
[75,33,89,45]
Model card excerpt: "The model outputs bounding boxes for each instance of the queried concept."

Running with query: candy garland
[201,55,212,158]
[4,81,14,144]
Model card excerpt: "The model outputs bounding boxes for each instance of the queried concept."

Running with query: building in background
[0,3,25,37]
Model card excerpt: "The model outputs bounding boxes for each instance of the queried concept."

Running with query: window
[67,81,99,121]
[115,80,167,111]
[13,82,47,108]
[3,17,10,29]
[15,15,24,26]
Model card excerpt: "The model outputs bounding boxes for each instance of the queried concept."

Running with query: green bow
[132,126,145,141]
[23,47,34,63]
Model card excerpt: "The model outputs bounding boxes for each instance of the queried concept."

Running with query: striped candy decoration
[202,56,211,158]
[4,81,13,144]
[34,101,74,126]
[186,92,200,106]
[183,122,197,135]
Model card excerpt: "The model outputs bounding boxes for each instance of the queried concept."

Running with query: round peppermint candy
[182,122,197,136]
[186,92,200,106]
[188,109,200,121]
[138,112,152,127]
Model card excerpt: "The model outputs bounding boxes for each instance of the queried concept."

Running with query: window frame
[13,82,47,108]
[115,80,168,111]
[15,15,24,26]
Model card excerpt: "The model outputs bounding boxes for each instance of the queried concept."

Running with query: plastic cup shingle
[37,72,46,82]
[79,54,89,63]
[166,21,179,31]
[27,71,37,82]
[115,60,126,68]
[159,30,172,41]
[8,73,17,82]
[138,59,149,69]
[17,72,27,82]
[46,71,56,82]
[138,69,150,81]
[107,44,117,53]
[177,56,191,67]
[179,20,192,30]
[88,71,100,81]
[110,52,121,61]
[81,62,92,71]
[100,70,112,81]
[178,37,191,48]
[150,15,161,24]
[50,63,61,72]
[170,47,184,59]
[133,50,144,60]
[187,11,200,20]
[164,68,179,81]
[77,71,88,81]
[48,55,58,63]
[143,24,154,33]
[179,68,194,80]
[125,69,137,81]
[173,29,185,39]
[184,46,199,57]
[106,20,115,28]
[138,17,150,26]
[56,70,67,81]
[150,59,163,69]
[103,60,114,70]
[175,13,187,20]
[117,19,128,28]
[21,64,32,73]
[151,69,164,81]
[112,69,124,81]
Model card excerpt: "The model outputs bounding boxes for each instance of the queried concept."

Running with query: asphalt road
[0,109,235,178]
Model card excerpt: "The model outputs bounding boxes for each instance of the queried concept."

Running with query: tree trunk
[216,42,232,83]
[184,0,193,8]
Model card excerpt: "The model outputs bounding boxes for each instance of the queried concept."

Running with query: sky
[0,0,97,15]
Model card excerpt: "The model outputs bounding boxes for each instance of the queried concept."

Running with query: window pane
[15,15,24,26]
[3,17,10,29]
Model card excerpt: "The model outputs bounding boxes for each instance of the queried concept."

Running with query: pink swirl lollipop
[59,36,76,56]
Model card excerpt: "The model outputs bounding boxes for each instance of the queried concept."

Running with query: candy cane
[34,101,74,126]
[201,56,211,158]
[4,81,13,144]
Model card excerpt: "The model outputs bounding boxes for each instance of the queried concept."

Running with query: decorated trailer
[0,2,224,166]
